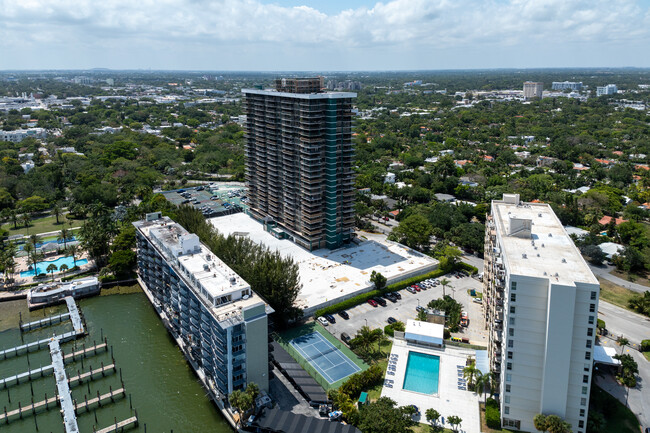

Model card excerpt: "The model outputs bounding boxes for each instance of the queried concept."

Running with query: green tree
[425,408,441,431]
[586,411,605,433]
[46,263,58,281]
[439,277,451,297]
[463,363,481,391]
[59,263,69,278]
[544,414,572,433]
[389,213,433,250]
[52,204,62,224]
[109,250,136,277]
[68,244,79,267]
[533,413,548,432]
[21,213,31,228]
[357,397,416,433]
[58,227,71,250]
[447,415,462,432]
[617,336,629,354]
[370,270,387,290]
[613,353,638,387]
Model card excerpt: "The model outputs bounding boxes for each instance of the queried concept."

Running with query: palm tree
[440,277,450,297]
[354,326,375,356]
[475,371,490,402]
[29,234,41,249]
[617,336,629,354]
[58,228,70,250]
[463,363,480,391]
[46,263,58,281]
[21,213,31,229]
[447,415,462,433]
[533,413,548,432]
[425,408,440,427]
[68,244,79,267]
[10,209,18,229]
[60,263,69,278]
[52,204,62,224]
[376,330,389,356]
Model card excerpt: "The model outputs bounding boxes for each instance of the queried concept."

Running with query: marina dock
[20,311,71,332]
[95,416,139,433]
[50,338,80,433]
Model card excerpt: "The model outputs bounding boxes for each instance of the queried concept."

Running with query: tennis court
[289,332,361,384]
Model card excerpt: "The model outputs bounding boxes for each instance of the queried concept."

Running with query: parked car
[406,286,417,294]
[416,305,425,313]
[391,291,402,300]
[367,298,378,307]
[317,317,329,326]
[338,310,350,320]
[387,317,397,324]
[383,293,397,303]
[473,297,482,304]
[341,332,351,344]
[373,296,387,307]
[324,314,336,324]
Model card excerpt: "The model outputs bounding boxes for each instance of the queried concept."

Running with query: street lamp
[417,299,420,307]
[364,318,368,327]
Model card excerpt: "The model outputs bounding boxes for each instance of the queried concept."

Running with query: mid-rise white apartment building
[596,84,617,96]
[523,82,543,99]
[483,194,599,433]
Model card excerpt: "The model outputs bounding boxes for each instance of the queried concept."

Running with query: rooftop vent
[537,253,540,257]
[541,243,545,248]
[230,276,237,285]
[522,253,527,259]
[548,233,553,237]
[203,264,209,271]
[543,271,547,276]
[554,273,559,277]
[561,258,567,263]
[538,213,542,217]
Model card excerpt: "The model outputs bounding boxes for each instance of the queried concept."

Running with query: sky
[1,0,650,71]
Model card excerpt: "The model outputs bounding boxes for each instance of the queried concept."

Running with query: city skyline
[1,0,650,71]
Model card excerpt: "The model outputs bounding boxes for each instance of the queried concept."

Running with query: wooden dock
[0,394,59,423]
[95,416,139,433]
[63,341,108,363]
[0,364,54,389]
[68,363,116,386]
[74,387,126,413]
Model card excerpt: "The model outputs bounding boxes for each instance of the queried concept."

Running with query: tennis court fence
[273,331,332,391]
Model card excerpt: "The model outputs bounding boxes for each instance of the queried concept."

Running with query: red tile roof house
[598,216,628,226]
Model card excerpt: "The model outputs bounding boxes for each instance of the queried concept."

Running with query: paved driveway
[321,273,488,347]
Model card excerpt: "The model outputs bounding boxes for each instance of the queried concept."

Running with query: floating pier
[68,363,116,386]
[0,393,60,423]
[0,364,54,389]
[95,415,139,433]
[62,340,109,363]
[74,387,126,413]
[20,311,71,332]
[50,338,80,433]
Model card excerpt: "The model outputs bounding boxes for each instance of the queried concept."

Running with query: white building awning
[404,319,444,346]
[594,345,621,366]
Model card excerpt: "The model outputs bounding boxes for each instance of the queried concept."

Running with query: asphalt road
[598,301,650,347]
[589,263,649,294]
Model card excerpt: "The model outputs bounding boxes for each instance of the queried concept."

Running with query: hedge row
[456,262,479,275]
[642,339,650,352]
[485,398,500,429]
[338,364,384,400]
[383,321,405,337]
[314,268,447,317]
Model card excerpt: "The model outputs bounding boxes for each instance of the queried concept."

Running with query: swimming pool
[20,256,89,278]
[402,351,440,395]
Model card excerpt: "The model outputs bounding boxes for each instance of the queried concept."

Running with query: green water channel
[0,288,232,433]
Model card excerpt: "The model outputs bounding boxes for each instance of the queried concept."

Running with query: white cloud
[0,0,648,69]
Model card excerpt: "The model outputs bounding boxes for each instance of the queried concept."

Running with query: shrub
[338,364,384,399]
[641,339,650,352]
[315,268,446,317]
[443,328,451,339]
[597,319,606,330]
[456,262,478,275]
[485,398,500,428]
[384,321,405,337]
[384,325,395,337]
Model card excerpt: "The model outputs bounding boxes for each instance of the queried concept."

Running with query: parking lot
[322,272,489,347]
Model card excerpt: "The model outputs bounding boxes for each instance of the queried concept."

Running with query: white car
[473,297,482,304]
[317,317,329,326]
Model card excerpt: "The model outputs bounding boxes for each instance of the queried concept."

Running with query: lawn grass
[2,215,84,237]
[598,278,637,311]
[610,269,650,288]
[590,385,640,433]
[643,351,650,362]
[411,422,453,433]
[478,402,522,433]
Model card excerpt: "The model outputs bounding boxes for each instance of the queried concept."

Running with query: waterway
[0,287,232,433]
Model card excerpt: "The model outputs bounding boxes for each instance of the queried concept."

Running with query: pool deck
[381,339,480,433]
[10,252,94,287]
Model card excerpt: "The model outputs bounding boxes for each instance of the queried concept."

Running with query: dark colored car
[383,293,397,303]
[324,314,336,324]
[373,296,387,307]
[387,317,397,324]
[341,332,351,344]
[338,310,350,320]
[367,298,378,307]
[391,291,402,300]
[416,305,425,313]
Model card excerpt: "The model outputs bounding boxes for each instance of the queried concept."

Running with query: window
[587,328,593,337]
[508,340,514,348]
[506,374,512,382]
[507,362,512,370]
[588,316,594,324]
[583,375,589,383]
[581,398,587,406]
[511,281,517,291]
[582,386,588,395]
[505,384,511,392]
[505,396,510,403]
[579,420,584,429]
[585,351,591,360]
[507,351,513,360]
[584,364,590,372]
[510,317,516,326]
[591,291,597,300]
[503,419,520,429]
[510,306,516,314]
[589,304,596,313]
[580,409,585,417]
[511,293,517,302]
[509,328,515,336]
[586,340,592,348]
[504,406,510,415]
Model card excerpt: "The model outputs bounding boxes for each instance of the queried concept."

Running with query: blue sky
[1,0,649,71]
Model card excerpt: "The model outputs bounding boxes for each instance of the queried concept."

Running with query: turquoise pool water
[402,351,440,394]
[20,256,88,277]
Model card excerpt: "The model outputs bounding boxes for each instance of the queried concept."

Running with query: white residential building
[483,194,599,433]
[384,172,396,184]
[596,84,617,97]
[0,128,48,143]
[523,82,543,99]
[552,81,583,91]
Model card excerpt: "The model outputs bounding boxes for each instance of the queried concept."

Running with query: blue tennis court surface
[289,332,361,384]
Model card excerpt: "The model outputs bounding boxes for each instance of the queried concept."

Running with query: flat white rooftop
[242,88,356,99]
[492,200,597,286]
[209,213,438,313]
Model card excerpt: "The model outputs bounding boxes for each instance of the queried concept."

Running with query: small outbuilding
[404,319,444,348]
